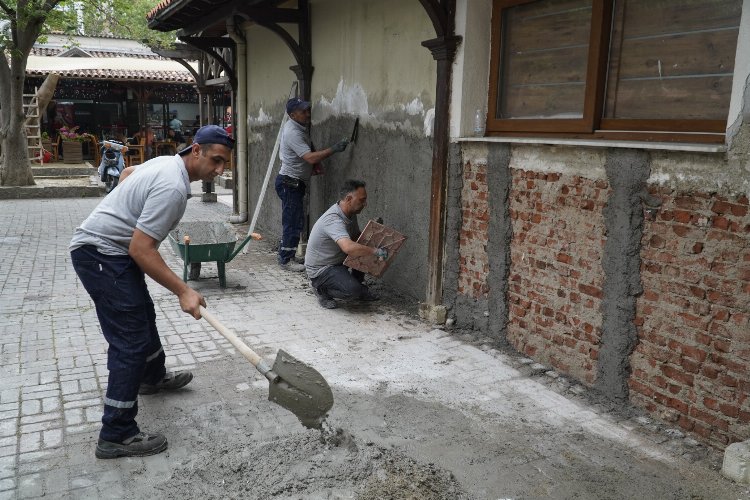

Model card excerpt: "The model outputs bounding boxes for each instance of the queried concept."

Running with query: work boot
[280,260,305,272]
[360,288,380,302]
[95,431,168,459]
[139,370,193,395]
[314,287,337,309]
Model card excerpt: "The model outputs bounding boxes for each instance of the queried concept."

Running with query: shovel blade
[268,349,334,429]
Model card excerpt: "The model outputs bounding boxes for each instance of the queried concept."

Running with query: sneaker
[280,261,306,272]
[95,431,168,459]
[139,370,193,395]
[313,287,337,309]
[293,255,305,264]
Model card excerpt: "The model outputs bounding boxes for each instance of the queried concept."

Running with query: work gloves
[330,139,350,153]
[374,247,388,261]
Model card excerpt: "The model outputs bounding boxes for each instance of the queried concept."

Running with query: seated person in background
[167,129,186,152]
[305,179,388,309]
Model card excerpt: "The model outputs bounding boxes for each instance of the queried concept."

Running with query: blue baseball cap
[179,125,234,155]
[286,97,311,115]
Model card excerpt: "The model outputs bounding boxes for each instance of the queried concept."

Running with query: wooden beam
[206,76,230,86]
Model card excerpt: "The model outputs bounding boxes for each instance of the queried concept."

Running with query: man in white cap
[275,97,350,272]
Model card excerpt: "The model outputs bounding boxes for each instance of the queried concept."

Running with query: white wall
[451,0,492,139]
[244,0,438,135]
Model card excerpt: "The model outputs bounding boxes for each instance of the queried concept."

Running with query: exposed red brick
[578,283,602,298]
[661,364,694,386]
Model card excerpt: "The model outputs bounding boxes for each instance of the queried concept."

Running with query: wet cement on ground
[121,348,749,500]
[143,428,470,499]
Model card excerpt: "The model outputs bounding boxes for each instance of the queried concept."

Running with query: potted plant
[59,126,91,164]
[41,131,53,151]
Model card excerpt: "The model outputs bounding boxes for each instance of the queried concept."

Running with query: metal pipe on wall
[227,17,248,224]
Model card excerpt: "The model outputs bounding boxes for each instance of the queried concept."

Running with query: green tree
[0,0,173,186]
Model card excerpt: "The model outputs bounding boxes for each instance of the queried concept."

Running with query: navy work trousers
[274,174,306,264]
[71,245,166,443]
[310,265,367,300]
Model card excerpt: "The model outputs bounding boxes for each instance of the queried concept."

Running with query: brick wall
[458,160,489,299]
[506,170,609,384]
[631,188,750,447]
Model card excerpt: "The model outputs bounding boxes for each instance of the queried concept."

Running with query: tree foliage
[0,0,174,185]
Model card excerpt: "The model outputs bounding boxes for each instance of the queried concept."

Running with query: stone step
[0,185,104,200]
[32,166,97,176]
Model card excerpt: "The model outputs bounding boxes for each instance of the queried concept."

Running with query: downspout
[227,17,248,223]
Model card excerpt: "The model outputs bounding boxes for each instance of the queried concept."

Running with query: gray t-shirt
[279,117,312,182]
[69,154,191,255]
[305,203,360,279]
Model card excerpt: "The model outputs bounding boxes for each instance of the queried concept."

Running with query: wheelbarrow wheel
[189,262,201,280]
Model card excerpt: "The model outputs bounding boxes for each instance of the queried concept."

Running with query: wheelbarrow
[168,221,260,288]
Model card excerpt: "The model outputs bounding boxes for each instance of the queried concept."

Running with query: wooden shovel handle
[199,306,262,368]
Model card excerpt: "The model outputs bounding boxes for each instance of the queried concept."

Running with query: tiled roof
[147,0,174,19]
[30,47,162,59]
[25,54,196,83]
[25,67,194,83]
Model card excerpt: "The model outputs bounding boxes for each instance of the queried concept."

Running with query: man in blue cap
[70,125,234,459]
[276,97,350,272]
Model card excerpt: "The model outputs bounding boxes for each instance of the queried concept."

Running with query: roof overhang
[147,0,287,36]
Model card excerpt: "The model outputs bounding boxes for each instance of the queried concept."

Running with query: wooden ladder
[23,89,44,164]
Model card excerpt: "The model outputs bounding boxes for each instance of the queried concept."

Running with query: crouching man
[69,125,234,458]
[305,179,388,309]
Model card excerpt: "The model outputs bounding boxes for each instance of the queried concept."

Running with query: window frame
[486,0,732,143]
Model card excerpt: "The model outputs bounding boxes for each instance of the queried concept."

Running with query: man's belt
[280,175,304,189]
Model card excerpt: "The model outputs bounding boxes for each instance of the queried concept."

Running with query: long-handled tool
[199,306,334,429]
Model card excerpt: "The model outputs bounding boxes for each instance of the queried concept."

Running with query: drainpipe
[227,17,248,223]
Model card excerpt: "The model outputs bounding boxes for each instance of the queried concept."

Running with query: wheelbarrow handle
[199,306,278,382]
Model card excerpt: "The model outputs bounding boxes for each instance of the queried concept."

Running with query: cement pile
[150,428,472,499]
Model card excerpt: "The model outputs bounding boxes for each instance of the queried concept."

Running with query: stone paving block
[0,456,15,480]
[78,379,99,392]
[0,421,15,440]
[19,432,41,453]
[42,397,60,413]
[0,445,14,459]
[64,423,99,436]
[84,407,102,424]
[0,478,14,492]
[17,473,44,499]
[20,400,40,416]
[63,391,102,410]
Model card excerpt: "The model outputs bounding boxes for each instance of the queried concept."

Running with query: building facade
[148,0,750,449]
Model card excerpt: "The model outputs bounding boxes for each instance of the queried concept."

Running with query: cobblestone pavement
[1,192,749,499]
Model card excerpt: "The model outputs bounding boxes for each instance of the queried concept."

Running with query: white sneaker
[280,261,305,272]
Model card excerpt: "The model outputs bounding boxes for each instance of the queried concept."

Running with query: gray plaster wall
[596,149,651,400]
[442,143,464,321]
[247,113,433,300]
[447,143,512,338]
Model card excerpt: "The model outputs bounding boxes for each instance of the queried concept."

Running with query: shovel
[199,306,334,429]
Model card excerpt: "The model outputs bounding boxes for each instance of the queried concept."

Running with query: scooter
[98,140,128,193]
